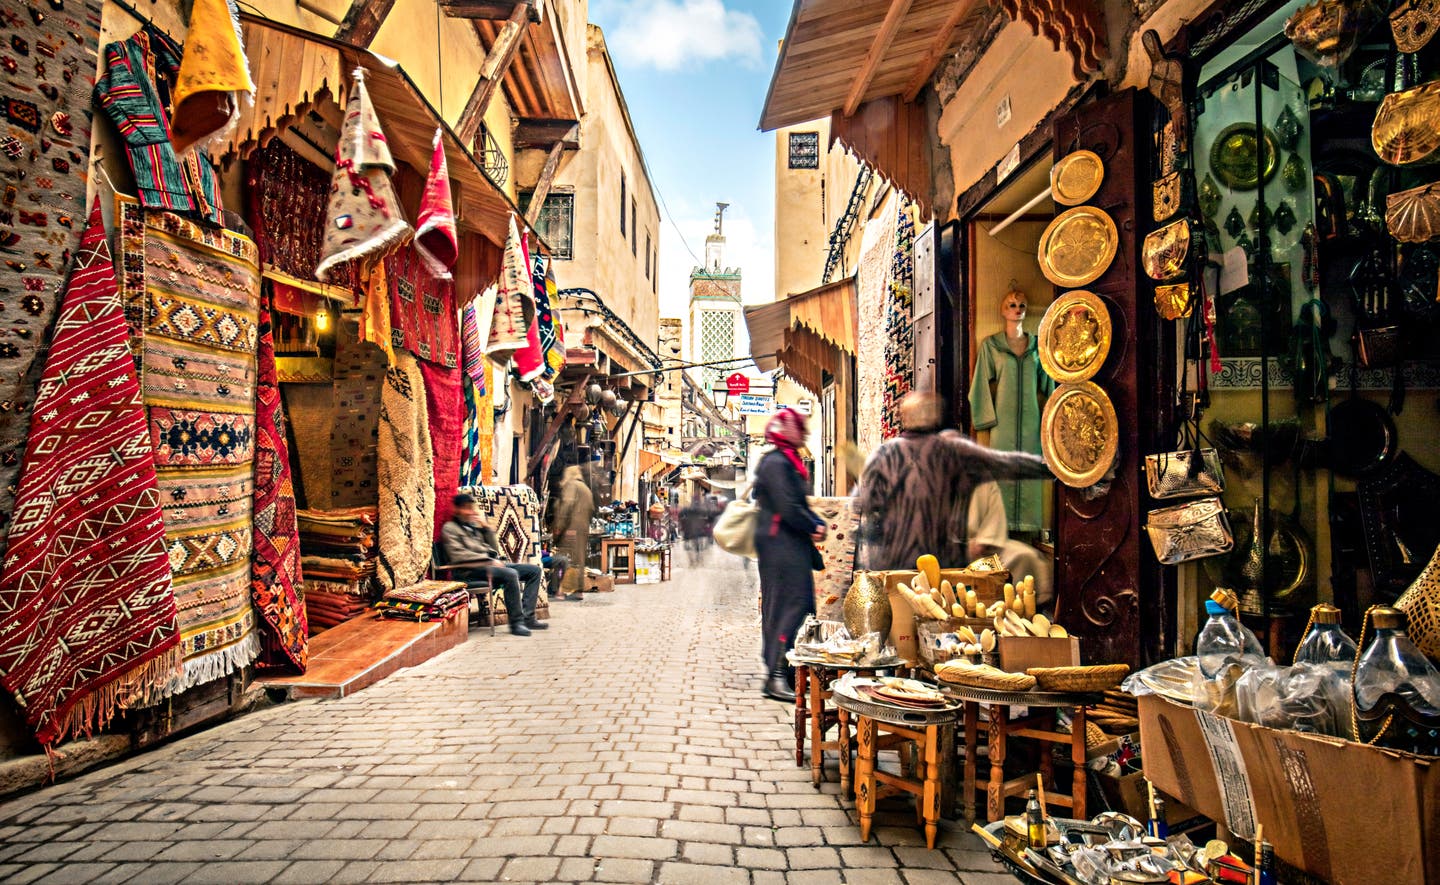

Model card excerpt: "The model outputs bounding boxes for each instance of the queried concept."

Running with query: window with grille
[523,191,573,260]
[788,131,820,169]
[699,310,734,388]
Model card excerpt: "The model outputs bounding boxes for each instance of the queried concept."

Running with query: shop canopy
[744,277,857,394]
[220,15,525,249]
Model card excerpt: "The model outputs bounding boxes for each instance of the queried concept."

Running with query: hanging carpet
[486,217,537,367]
[881,201,915,441]
[532,252,566,379]
[250,301,307,671]
[386,245,458,368]
[855,196,898,456]
[121,199,262,694]
[810,496,861,622]
[0,204,180,748]
[458,484,548,624]
[328,318,387,508]
[0,0,103,559]
[419,360,463,536]
[376,350,434,594]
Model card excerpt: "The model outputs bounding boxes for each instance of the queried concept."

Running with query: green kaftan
[967,332,1055,533]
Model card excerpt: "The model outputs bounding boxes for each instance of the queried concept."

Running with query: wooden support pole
[843,0,915,117]
[527,374,591,477]
[524,125,578,227]
[333,0,398,48]
[456,2,533,148]
[902,0,978,101]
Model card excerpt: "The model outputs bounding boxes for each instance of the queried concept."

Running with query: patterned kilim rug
[459,484,548,624]
[0,204,180,748]
[855,196,898,457]
[419,360,462,534]
[377,351,434,594]
[250,301,307,671]
[881,201,915,440]
[387,246,458,369]
[810,496,860,622]
[329,318,386,508]
[121,199,261,694]
[0,0,104,559]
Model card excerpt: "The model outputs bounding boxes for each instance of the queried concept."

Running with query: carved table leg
[923,724,941,849]
[794,665,809,768]
[987,703,1007,823]
[810,667,827,786]
[856,715,877,843]
[1039,710,1055,804]
[1071,704,1087,820]
[837,706,852,795]
[963,701,978,823]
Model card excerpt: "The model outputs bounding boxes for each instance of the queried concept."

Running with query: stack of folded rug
[374,580,469,623]
[298,507,378,631]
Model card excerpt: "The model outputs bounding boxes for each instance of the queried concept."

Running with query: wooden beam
[456,2,533,148]
[902,0,979,101]
[514,117,581,149]
[527,375,591,476]
[440,0,539,20]
[842,0,915,117]
[333,0,398,47]
[524,125,578,227]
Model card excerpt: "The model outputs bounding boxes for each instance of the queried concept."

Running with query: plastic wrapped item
[1354,606,1440,752]
[1122,656,1201,703]
[1196,589,1267,678]
[1234,661,1354,738]
[791,625,897,666]
[1293,603,1357,670]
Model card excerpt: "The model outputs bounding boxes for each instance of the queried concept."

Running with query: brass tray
[1041,381,1119,488]
[1392,0,1440,52]
[1208,123,1279,190]
[1037,206,1119,288]
[1373,81,1440,166]
[1050,149,1105,206]
[1037,289,1111,383]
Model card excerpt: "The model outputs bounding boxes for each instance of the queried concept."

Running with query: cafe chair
[430,541,495,636]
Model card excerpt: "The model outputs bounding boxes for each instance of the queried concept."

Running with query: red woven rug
[0,204,180,748]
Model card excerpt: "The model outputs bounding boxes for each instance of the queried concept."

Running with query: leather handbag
[1145,497,1235,565]
[1396,544,1440,662]
[712,489,759,559]
[1153,171,1193,223]
[1142,218,1192,282]
[1144,447,1226,499]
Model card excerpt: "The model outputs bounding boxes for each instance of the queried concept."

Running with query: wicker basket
[935,662,1037,692]
[1025,663,1130,692]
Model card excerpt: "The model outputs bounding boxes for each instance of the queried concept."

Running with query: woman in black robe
[751,408,825,702]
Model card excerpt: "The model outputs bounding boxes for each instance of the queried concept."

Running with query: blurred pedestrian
[752,408,825,702]
[550,465,593,600]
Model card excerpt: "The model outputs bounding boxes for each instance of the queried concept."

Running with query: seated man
[441,493,548,637]
[968,480,1053,609]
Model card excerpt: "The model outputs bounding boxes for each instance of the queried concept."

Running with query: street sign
[735,394,773,415]
[725,372,750,396]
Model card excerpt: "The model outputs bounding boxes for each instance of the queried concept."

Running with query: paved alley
[0,553,1011,884]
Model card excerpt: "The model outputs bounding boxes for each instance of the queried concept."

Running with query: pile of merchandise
[373,580,469,623]
[297,508,379,631]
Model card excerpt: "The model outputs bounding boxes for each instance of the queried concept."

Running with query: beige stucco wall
[936,21,1080,198]
[773,121,868,299]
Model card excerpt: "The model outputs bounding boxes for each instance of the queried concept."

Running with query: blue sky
[588,0,794,317]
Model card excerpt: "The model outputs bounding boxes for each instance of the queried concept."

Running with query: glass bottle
[1147,792,1168,839]
[1353,607,1440,754]
[1025,788,1045,848]
[1257,838,1276,885]
[1197,589,1266,678]
[1293,603,1357,670]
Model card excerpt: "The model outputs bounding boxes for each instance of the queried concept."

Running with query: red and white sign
[725,372,750,396]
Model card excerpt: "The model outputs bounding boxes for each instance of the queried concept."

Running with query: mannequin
[968,289,1054,535]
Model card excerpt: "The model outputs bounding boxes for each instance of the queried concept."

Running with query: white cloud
[598,0,763,71]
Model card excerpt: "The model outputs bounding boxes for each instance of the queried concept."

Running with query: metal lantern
[600,389,618,409]
[586,383,603,404]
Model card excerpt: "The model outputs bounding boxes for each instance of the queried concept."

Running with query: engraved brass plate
[1153,283,1193,321]
[1041,380,1119,489]
[1037,289,1111,383]
[1372,80,1440,166]
[1209,123,1279,190]
[1037,206,1119,288]
[1050,149,1105,206]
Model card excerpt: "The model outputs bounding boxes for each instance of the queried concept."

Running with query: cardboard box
[876,568,1009,664]
[1139,693,1440,885]
[1097,767,1200,827]
[584,573,614,593]
[998,635,1080,672]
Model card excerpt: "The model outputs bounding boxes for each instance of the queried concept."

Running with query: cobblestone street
[0,553,1010,884]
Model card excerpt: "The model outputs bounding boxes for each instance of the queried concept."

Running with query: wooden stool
[948,686,1100,823]
[789,660,886,790]
[834,694,959,849]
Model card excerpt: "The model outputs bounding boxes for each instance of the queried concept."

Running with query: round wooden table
[787,655,898,789]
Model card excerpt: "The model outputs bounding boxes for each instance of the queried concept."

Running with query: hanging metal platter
[1037,206,1119,288]
[1050,149,1105,206]
[1209,123,1280,190]
[1041,381,1119,488]
[1037,289,1112,383]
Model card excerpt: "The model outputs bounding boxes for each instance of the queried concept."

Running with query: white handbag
[712,487,758,559]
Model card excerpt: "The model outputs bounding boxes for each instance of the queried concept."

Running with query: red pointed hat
[415,128,458,278]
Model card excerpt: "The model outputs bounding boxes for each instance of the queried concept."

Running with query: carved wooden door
[1051,88,1175,667]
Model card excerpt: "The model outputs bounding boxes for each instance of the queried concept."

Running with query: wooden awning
[221,15,523,247]
[759,0,986,132]
[468,0,583,123]
[744,278,857,393]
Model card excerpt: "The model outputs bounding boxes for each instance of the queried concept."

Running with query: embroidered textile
[459,484,548,623]
[386,245,458,368]
[377,351,434,593]
[328,318,386,507]
[855,195,898,456]
[0,0,103,557]
[531,253,565,379]
[0,204,179,747]
[96,27,224,225]
[246,138,354,290]
[359,251,393,361]
[250,302,306,671]
[881,202,915,440]
[810,496,860,621]
[414,128,457,278]
[128,206,261,693]
[316,68,410,281]
[382,579,465,605]
[419,360,462,535]
[487,217,537,367]
[169,0,253,155]
[460,300,492,486]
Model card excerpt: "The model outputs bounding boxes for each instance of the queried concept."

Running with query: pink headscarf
[765,408,809,480]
